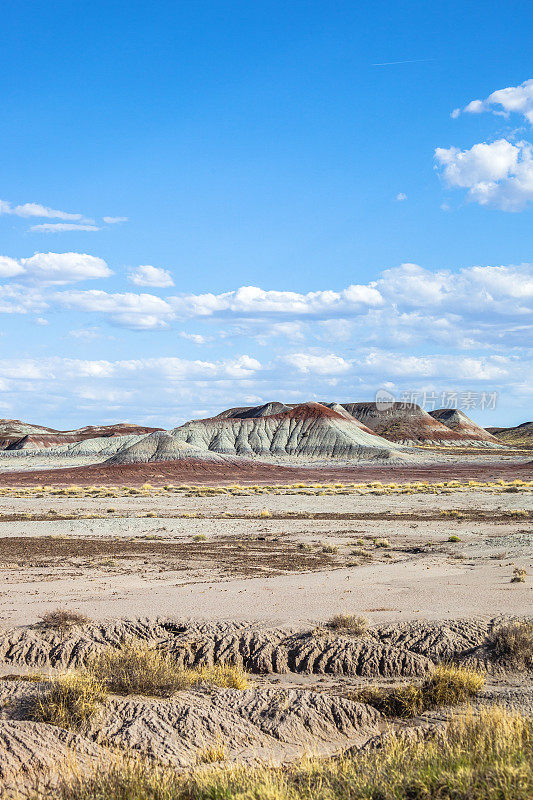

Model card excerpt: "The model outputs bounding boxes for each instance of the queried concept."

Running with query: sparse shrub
[30,672,107,728]
[87,641,249,696]
[356,664,484,717]
[511,567,527,583]
[193,534,208,541]
[488,621,533,669]
[322,543,339,554]
[448,535,461,542]
[39,608,90,630]
[324,614,368,636]
[259,509,272,518]
[374,538,390,548]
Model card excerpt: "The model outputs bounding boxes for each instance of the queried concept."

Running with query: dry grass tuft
[38,608,90,630]
[324,614,368,636]
[356,664,484,717]
[488,621,533,670]
[30,672,106,728]
[511,567,527,583]
[196,741,227,763]
[87,641,249,696]
[54,706,532,800]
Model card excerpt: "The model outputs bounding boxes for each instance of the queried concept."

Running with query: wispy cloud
[0,198,128,233]
[372,58,434,67]
[30,223,101,233]
[0,200,86,221]
[103,216,128,224]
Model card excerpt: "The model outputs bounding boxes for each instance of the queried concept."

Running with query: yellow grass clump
[87,641,249,696]
[30,672,107,728]
[355,664,484,717]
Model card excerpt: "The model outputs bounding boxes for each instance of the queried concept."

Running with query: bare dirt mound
[429,409,502,445]
[2,618,518,678]
[488,421,533,447]
[166,402,408,461]
[0,680,381,795]
[0,718,103,796]
[340,402,499,447]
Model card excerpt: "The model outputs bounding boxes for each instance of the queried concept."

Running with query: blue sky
[0,0,531,428]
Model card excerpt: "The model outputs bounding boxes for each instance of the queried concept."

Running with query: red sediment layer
[0,458,530,487]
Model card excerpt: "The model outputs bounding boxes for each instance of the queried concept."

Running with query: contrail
[372,58,435,66]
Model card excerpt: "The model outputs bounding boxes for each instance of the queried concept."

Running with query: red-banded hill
[429,408,502,445]
[109,402,408,463]
[339,402,501,447]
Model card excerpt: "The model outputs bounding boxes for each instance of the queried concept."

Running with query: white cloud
[435,139,533,210]
[360,351,514,381]
[170,284,383,318]
[57,289,175,329]
[103,216,128,224]
[19,252,112,284]
[284,353,352,375]
[179,332,211,344]
[0,256,25,278]
[456,79,533,125]
[30,223,101,233]
[128,265,174,288]
[396,192,407,201]
[35,317,49,326]
[0,200,85,221]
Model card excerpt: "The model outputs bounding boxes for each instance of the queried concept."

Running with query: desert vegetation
[30,671,107,727]
[86,641,249,697]
[47,706,532,800]
[322,614,368,636]
[0,478,530,501]
[354,664,485,717]
[488,621,533,669]
[38,608,90,630]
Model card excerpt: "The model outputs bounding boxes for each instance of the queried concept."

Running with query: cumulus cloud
[454,79,533,125]
[0,256,25,278]
[170,284,383,318]
[128,265,174,288]
[19,252,112,284]
[57,289,175,329]
[434,139,533,210]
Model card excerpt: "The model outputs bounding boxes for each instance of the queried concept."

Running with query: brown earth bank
[0,458,530,487]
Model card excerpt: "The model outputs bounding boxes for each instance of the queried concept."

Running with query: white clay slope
[165,402,409,461]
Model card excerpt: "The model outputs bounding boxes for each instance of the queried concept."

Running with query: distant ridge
[487,421,533,446]
[340,402,501,447]
[429,408,501,445]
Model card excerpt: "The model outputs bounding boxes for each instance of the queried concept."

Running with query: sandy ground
[0,490,530,628]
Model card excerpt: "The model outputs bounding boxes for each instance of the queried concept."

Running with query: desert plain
[0,401,531,798]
